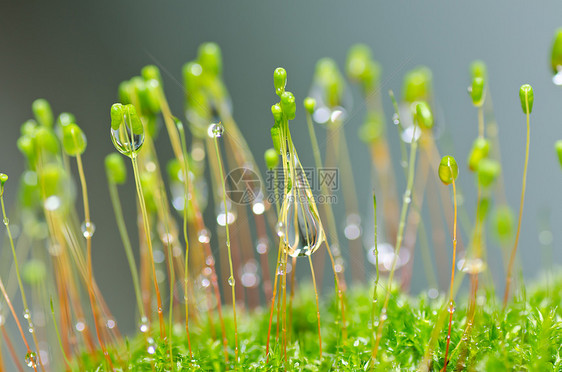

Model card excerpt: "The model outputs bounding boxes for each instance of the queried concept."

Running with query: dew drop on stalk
[23,309,31,320]
[25,351,37,368]
[110,126,144,158]
[198,228,211,244]
[81,221,96,238]
[139,316,149,333]
[208,123,224,138]
[228,275,235,287]
[276,221,285,237]
[447,301,456,314]
[277,263,286,276]
[392,113,400,126]
[2,217,8,226]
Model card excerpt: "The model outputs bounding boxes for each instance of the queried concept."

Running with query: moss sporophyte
[1,33,562,371]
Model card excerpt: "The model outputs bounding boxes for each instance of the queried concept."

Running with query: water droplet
[256,238,268,254]
[447,302,456,314]
[111,125,144,158]
[553,70,562,86]
[277,263,286,276]
[81,221,95,238]
[75,320,86,332]
[44,196,61,211]
[25,351,37,368]
[228,276,235,287]
[139,317,149,333]
[198,229,211,244]
[343,214,361,240]
[276,221,285,237]
[208,123,224,138]
[23,309,31,320]
[2,217,8,226]
[392,113,400,126]
[106,319,116,329]
[252,201,265,215]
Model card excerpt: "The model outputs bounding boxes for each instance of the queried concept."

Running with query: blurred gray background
[1,0,562,337]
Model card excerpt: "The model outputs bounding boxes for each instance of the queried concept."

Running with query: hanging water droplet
[25,351,37,368]
[111,125,144,158]
[2,217,8,226]
[23,309,31,320]
[228,276,235,287]
[81,221,96,238]
[139,316,149,333]
[208,123,224,138]
[392,113,400,126]
[198,229,211,244]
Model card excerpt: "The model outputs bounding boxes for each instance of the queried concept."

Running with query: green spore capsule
[477,197,491,222]
[141,65,162,84]
[438,155,459,185]
[32,98,54,128]
[264,148,279,169]
[346,44,381,92]
[0,174,7,190]
[315,58,345,107]
[281,91,296,120]
[358,112,384,144]
[304,97,316,115]
[477,158,500,188]
[270,126,281,154]
[166,158,183,183]
[555,140,562,168]
[105,153,127,185]
[144,79,161,114]
[271,103,283,124]
[21,120,38,137]
[118,80,132,105]
[551,28,562,74]
[415,101,433,129]
[62,123,87,156]
[33,127,60,155]
[56,113,75,128]
[470,60,487,80]
[110,104,145,157]
[39,164,66,199]
[403,66,432,103]
[492,205,514,243]
[22,259,46,285]
[470,77,485,107]
[467,137,491,171]
[519,84,534,114]
[17,135,36,162]
[274,68,287,97]
[198,42,222,77]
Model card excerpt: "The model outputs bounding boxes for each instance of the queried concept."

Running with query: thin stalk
[503,94,530,308]
[370,193,379,348]
[108,181,144,319]
[0,189,45,372]
[213,134,239,362]
[50,298,72,369]
[478,106,485,139]
[308,255,322,358]
[75,153,113,369]
[442,178,458,372]
[178,123,193,359]
[131,154,166,338]
[372,123,418,362]
[0,277,37,372]
[266,239,285,362]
